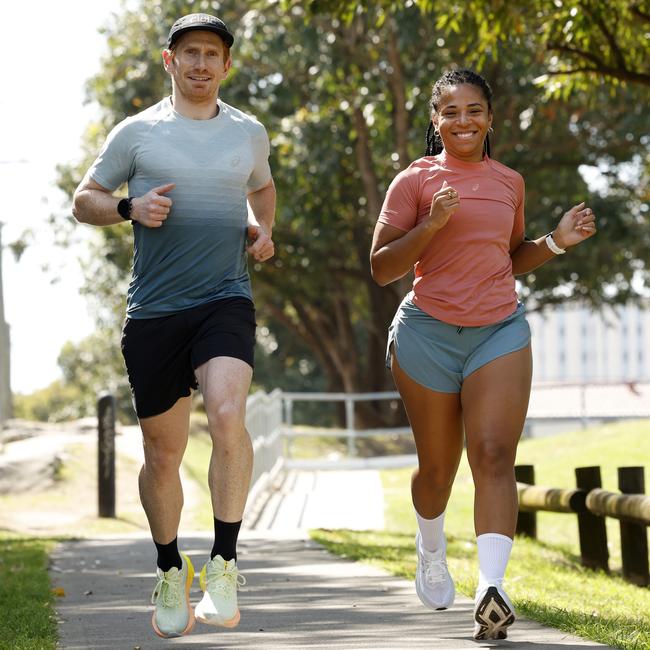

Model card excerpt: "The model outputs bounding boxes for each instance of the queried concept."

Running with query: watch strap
[117,197,133,221]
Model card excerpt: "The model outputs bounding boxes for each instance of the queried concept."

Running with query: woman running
[370,69,596,640]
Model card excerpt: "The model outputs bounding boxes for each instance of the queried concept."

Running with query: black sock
[154,537,182,572]
[211,518,242,562]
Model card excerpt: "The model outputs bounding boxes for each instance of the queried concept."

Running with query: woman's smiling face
[432,83,493,162]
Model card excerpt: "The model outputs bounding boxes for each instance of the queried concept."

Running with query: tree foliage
[301,0,650,93]
[54,0,650,424]
[14,329,136,423]
[13,380,84,422]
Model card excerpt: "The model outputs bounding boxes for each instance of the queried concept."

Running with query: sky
[1,1,124,393]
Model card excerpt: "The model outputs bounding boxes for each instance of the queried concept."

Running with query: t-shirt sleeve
[247,123,272,192]
[377,169,419,232]
[87,120,137,191]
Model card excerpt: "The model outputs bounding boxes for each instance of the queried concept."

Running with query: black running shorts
[121,297,256,419]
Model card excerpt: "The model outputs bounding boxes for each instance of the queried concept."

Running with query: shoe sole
[195,608,240,628]
[473,586,515,640]
[152,555,196,639]
[196,560,241,628]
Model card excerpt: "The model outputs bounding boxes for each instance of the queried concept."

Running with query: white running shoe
[150,553,195,638]
[414,532,455,610]
[195,555,246,628]
[473,583,516,640]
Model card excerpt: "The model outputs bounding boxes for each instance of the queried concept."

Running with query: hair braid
[425,122,443,156]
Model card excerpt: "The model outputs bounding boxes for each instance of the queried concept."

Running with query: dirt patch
[0,424,209,537]
[0,437,147,536]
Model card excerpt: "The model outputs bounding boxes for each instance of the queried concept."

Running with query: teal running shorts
[386,297,531,393]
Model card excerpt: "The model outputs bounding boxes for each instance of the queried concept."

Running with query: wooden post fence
[514,465,537,538]
[618,467,649,586]
[515,464,650,587]
[575,466,609,572]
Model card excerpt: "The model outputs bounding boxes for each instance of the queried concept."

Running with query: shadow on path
[51,531,612,649]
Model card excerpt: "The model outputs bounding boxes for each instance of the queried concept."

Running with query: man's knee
[142,441,184,476]
[141,425,187,473]
[205,400,247,438]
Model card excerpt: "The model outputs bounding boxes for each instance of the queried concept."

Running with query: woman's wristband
[545,232,566,255]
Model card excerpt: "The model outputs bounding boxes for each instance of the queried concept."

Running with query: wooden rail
[515,464,649,587]
[585,488,650,523]
[516,484,586,514]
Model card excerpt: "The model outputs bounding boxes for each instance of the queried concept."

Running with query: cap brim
[168,26,234,48]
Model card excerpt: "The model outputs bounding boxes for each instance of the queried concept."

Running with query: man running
[72,12,275,638]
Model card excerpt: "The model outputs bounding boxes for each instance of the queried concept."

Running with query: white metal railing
[281,391,407,461]
[245,389,284,496]
[526,380,650,427]
[247,383,650,475]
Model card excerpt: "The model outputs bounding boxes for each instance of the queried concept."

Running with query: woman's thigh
[392,353,464,472]
[461,345,532,473]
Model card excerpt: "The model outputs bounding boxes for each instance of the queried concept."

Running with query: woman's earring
[488,126,494,134]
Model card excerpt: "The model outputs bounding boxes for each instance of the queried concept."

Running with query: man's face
[163,31,231,104]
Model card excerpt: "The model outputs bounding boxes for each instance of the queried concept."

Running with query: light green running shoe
[195,555,246,628]
[150,552,195,638]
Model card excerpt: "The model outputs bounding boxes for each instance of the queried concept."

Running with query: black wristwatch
[117,197,134,222]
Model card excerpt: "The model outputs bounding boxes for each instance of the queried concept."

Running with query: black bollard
[97,394,116,518]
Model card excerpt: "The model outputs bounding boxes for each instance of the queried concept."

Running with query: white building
[524,299,650,436]
[528,300,650,383]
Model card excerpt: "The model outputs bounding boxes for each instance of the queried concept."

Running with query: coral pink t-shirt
[378,151,525,327]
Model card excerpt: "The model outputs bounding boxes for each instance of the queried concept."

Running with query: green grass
[312,419,650,650]
[286,432,349,459]
[0,533,58,650]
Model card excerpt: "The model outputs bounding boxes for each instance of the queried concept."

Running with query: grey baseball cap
[167,13,234,48]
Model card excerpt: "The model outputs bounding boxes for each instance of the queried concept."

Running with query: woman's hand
[426,180,460,232]
[553,202,597,249]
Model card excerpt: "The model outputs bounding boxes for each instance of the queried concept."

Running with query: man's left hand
[246,224,275,262]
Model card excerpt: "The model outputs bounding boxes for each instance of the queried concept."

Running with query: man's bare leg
[138,395,192,546]
[195,356,254,525]
[193,356,253,628]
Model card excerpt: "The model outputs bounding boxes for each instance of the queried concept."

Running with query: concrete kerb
[51,529,613,650]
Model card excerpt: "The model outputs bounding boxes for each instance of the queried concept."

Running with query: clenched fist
[131,183,176,228]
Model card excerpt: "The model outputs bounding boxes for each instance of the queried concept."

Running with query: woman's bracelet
[545,232,566,255]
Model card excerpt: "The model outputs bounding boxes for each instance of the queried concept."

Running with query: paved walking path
[0,420,618,647]
[52,527,612,649]
[247,468,385,531]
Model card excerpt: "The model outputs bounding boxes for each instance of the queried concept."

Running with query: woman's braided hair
[425,69,493,157]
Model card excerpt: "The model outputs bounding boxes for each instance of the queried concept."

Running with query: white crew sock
[415,509,446,553]
[476,533,513,591]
